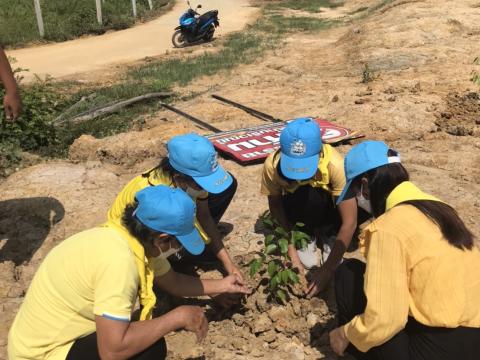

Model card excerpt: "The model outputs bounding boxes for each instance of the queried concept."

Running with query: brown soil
[1,0,480,358]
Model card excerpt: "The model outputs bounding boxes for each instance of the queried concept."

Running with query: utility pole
[95,0,103,25]
[131,0,137,17]
[33,0,45,38]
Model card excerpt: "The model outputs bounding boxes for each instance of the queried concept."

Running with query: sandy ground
[6,0,259,81]
[1,0,480,358]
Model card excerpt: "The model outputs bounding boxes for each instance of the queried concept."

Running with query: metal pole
[160,103,222,133]
[147,0,153,10]
[211,95,283,123]
[131,0,137,17]
[95,0,102,25]
[33,0,45,38]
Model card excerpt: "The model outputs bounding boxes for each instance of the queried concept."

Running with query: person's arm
[341,229,409,352]
[268,195,305,274]
[155,268,250,298]
[307,197,357,297]
[0,47,21,120]
[196,199,242,280]
[95,305,207,360]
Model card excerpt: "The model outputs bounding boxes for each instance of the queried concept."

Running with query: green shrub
[249,212,310,303]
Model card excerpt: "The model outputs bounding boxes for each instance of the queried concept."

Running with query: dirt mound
[435,92,480,136]
[68,123,189,166]
[164,254,337,360]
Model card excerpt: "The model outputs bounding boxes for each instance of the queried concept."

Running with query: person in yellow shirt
[260,118,360,298]
[108,133,242,289]
[8,185,249,360]
[329,140,480,360]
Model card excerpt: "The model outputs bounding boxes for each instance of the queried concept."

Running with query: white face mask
[186,186,205,199]
[356,184,372,214]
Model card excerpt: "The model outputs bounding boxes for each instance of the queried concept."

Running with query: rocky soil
[1,0,479,358]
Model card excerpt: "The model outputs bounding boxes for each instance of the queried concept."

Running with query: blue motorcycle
[172,1,219,48]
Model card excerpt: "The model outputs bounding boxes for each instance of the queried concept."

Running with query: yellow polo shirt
[260,144,347,197]
[344,205,480,352]
[108,167,210,243]
[8,226,170,360]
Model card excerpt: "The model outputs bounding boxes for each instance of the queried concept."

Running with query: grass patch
[266,0,343,13]
[0,0,172,47]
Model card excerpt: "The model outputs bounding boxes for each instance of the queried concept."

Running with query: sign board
[208,118,362,164]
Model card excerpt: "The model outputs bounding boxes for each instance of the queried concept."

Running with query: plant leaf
[265,234,275,245]
[267,261,278,277]
[275,226,288,236]
[276,289,287,303]
[249,258,262,278]
[280,270,290,285]
[287,269,299,284]
[269,274,279,290]
[265,243,278,255]
[278,238,289,255]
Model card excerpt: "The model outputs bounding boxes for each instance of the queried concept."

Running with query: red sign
[208,118,362,164]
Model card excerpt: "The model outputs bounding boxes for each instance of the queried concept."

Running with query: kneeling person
[261,118,359,298]
[108,133,242,280]
[8,186,248,360]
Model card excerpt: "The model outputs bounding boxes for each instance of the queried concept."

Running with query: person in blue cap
[260,118,361,298]
[108,133,243,306]
[9,185,249,360]
[328,141,480,360]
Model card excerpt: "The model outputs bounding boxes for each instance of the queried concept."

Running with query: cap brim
[193,166,233,194]
[176,227,205,255]
[336,179,353,205]
[280,153,319,180]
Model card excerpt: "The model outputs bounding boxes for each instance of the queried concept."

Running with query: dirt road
[6,0,258,81]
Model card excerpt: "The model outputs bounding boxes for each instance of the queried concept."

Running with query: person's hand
[3,89,21,121]
[176,305,208,343]
[221,274,251,295]
[306,267,334,298]
[225,263,245,283]
[212,293,241,308]
[329,326,349,356]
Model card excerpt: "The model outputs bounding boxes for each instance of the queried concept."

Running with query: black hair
[144,157,194,184]
[122,203,161,247]
[352,150,474,250]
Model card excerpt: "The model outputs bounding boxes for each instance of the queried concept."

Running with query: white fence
[33,0,157,38]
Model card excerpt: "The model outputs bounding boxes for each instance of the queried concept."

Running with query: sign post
[33,0,45,38]
[131,0,137,17]
[95,0,102,25]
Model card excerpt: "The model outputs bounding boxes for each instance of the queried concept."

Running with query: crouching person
[108,133,242,281]
[329,141,480,360]
[8,186,249,360]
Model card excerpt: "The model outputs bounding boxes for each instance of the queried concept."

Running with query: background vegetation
[0,0,171,47]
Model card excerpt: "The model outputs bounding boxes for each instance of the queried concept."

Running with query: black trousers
[169,173,238,270]
[283,185,340,237]
[335,259,480,360]
[66,332,167,360]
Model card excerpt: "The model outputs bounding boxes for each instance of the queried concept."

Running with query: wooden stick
[61,92,172,125]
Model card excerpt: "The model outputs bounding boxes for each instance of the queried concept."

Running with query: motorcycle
[171,1,219,48]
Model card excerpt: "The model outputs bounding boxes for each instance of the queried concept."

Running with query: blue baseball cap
[134,185,205,255]
[167,133,233,194]
[280,118,322,180]
[336,141,401,204]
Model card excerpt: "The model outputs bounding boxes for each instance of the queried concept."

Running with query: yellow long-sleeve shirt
[344,204,480,352]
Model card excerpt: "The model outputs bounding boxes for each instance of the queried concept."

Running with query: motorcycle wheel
[172,30,187,48]
[203,25,215,42]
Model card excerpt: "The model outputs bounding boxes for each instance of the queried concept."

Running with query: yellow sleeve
[344,229,409,352]
[327,148,347,197]
[93,254,138,321]
[108,175,149,225]
[260,153,283,196]
[149,256,171,277]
